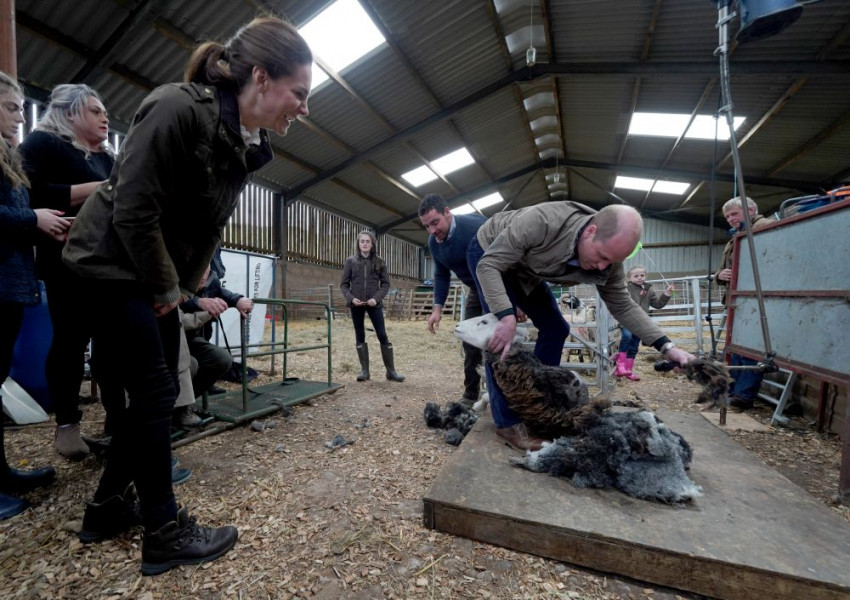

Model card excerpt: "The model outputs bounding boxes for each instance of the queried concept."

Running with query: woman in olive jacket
[340,231,404,382]
[62,17,312,575]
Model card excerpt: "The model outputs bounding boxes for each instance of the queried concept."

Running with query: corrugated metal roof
[12,0,850,247]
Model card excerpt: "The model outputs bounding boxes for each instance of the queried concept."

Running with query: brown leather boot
[495,423,545,451]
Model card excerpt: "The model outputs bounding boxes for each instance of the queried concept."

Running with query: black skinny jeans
[86,281,179,530]
[43,268,90,426]
[0,303,25,395]
[350,304,390,345]
[461,291,483,400]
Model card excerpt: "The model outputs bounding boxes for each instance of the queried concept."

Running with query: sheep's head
[454,313,528,349]
[559,293,581,310]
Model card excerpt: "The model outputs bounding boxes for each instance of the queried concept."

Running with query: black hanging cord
[705,89,723,359]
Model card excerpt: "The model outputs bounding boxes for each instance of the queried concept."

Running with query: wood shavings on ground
[1,320,846,599]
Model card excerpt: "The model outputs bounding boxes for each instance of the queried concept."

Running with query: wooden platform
[423,410,850,600]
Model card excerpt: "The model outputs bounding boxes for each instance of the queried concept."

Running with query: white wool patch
[472,392,489,413]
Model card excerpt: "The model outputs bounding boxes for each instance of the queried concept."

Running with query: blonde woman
[0,72,69,519]
[19,83,114,459]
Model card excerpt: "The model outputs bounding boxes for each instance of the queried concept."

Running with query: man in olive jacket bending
[468,202,694,451]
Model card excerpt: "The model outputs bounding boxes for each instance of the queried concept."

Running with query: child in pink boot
[615,266,674,381]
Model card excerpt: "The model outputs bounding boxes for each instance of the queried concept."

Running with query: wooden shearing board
[423,411,850,600]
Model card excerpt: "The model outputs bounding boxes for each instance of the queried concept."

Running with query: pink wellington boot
[624,357,640,381]
[614,352,630,377]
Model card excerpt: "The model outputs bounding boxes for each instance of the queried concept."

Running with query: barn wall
[623,218,726,279]
[278,260,420,320]
[793,375,848,438]
[422,217,727,281]
[284,259,419,299]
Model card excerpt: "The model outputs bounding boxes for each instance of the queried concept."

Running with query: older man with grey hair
[715,196,775,410]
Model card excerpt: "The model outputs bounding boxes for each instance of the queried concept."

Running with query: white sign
[214,250,276,357]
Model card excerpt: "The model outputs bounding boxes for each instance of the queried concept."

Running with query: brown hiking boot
[495,423,545,452]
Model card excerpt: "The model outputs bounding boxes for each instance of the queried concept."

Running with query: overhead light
[628,112,746,141]
[299,0,386,90]
[451,204,475,215]
[401,148,476,188]
[431,148,475,176]
[736,0,804,43]
[471,192,503,211]
[615,176,689,196]
[526,0,536,66]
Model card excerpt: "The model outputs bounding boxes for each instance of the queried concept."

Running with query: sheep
[472,391,489,413]
[454,313,703,504]
[560,295,597,362]
[454,314,607,438]
[511,411,702,503]
[559,292,581,311]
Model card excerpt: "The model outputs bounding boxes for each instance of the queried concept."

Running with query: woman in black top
[19,84,114,460]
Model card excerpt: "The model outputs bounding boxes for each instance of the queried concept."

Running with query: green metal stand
[173,298,343,446]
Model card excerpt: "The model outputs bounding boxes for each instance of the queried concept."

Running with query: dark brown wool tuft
[685,358,734,408]
[485,347,609,439]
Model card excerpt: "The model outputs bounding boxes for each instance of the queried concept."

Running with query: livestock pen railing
[286,285,471,322]
[176,298,343,446]
[531,285,619,389]
[287,286,346,319]
[645,275,726,357]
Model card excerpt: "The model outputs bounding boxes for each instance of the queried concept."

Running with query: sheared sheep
[424,401,479,446]
[454,314,607,438]
[454,313,702,504]
[511,411,702,503]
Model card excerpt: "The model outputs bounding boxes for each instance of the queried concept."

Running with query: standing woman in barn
[62,17,312,575]
[340,231,405,383]
[0,72,69,519]
[19,84,115,461]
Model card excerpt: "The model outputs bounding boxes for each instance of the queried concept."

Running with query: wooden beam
[0,0,16,77]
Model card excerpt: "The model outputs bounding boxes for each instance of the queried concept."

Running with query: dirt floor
[1,318,848,600]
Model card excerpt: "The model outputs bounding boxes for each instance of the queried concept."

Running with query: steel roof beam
[71,0,171,84]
